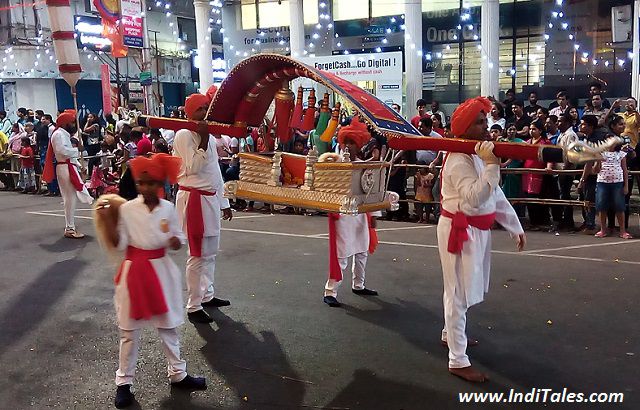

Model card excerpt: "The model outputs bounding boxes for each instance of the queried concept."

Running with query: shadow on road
[39,235,92,253]
[162,309,306,409]
[0,258,87,357]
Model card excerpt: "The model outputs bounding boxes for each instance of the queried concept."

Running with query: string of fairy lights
[0,0,636,83]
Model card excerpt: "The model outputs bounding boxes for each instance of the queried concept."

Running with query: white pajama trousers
[186,236,219,313]
[56,164,77,231]
[115,327,187,386]
[324,252,367,297]
[441,285,471,369]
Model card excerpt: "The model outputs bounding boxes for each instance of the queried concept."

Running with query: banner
[120,0,143,48]
[101,64,112,115]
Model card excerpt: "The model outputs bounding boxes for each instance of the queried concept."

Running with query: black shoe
[187,310,213,323]
[323,296,341,307]
[114,384,134,409]
[171,374,207,390]
[201,297,230,308]
[352,288,378,296]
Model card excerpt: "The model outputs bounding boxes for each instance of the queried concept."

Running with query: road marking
[375,225,436,232]
[230,214,274,220]
[522,239,637,254]
[26,211,640,265]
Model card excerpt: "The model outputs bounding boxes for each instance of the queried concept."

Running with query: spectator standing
[594,140,631,239]
[577,115,605,234]
[545,115,560,144]
[7,123,26,190]
[503,88,516,122]
[487,102,506,130]
[411,98,428,129]
[36,114,58,195]
[556,114,579,230]
[511,100,530,139]
[549,91,570,117]
[568,106,580,133]
[588,82,611,109]
[18,136,36,193]
[431,113,445,136]
[536,107,549,124]
[584,95,607,127]
[16,108,27,125]
[426,100,447,127]
[83,113,103,177]
[0,110,13,135]
[522,120,554,230]
[499,124,524,216]
[416,117,442,165]
[523,91,542,119]
[414,168,435,223]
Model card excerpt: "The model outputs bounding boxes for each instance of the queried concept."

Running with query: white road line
[522,239,637,254]
[375,225,436,232]
[25,211,640,265]
[230,214,274,220]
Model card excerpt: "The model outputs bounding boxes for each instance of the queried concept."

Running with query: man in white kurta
[46,110,93,238]
[438,97,525,383]
[172,92,233,324]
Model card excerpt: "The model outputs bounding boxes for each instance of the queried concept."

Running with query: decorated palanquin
[129,54,622,214]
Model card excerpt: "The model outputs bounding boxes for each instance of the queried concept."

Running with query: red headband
[184,93,211,119]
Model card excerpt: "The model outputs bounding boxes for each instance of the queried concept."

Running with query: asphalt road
[0,191,638,409]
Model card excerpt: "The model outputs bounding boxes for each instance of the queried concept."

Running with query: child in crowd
[94,153,207,409]
[489,124,503,141]
[594,139,632,239]
[18,136,36,193]
[414,167,435,223]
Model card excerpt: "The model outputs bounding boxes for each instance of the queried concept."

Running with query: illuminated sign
[75,15,111,51]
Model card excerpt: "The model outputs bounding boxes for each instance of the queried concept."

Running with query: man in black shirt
[503,88,516,122]
[35,114,58,196]
[577,115,606,234]
[589,82,611,109]
[523,91,542,119]
[511,100,530,139]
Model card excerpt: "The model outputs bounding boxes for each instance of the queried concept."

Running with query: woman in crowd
[83,113,103,177]
[569,107,580,133]
[487,102,506,130]
[500,124,524,215]
[522,120,554,231]
[431,113,445,136]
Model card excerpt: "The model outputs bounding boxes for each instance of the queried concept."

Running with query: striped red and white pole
[46,0,82,87]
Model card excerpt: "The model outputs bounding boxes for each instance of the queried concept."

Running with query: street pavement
[0,192,638,409]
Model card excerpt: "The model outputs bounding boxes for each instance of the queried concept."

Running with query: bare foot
[449,366,489,383]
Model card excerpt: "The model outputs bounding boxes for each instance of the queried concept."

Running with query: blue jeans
[596,182,625,213]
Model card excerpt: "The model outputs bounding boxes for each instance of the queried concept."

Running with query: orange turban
[337,116,370,149]
[206,85,218,101]
[56,109,77,128]
[136,136,153,155]
[129,153,182,184]
[184,93,211,119]
[450,97,492,137]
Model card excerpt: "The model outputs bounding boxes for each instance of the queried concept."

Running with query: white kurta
[335,211,382,259]
[438,153,523,308]
[172,130,230,237]
[50,128,92,204]
[115,197,187,330]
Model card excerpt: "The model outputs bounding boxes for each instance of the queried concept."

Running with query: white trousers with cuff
[115,327,187,386]
[324,252,367,297]
[441,281,471,369]
[56,164,77,231]
[186,235,219,313]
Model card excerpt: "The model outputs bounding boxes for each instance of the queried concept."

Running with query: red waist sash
[328,213,378,281]
[441,209,496,255]
[115,246,168,320]
[179,185,216,257]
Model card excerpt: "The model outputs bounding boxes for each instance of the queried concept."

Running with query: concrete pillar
[194,0,214,93]
[289,0,305,58]
[481,0,499,98]
[404,0,422,118]
[141,0,155,114]
[632,0,640,100]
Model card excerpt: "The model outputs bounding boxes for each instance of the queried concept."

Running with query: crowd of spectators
[2,83,639,238]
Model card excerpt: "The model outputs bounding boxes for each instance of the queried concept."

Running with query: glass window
[258,1,291,28]
[371,0,403,17]
[241,0,257,30]
[333,0,368,21]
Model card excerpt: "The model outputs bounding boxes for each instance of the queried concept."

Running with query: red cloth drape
[115,246,168,320]
[179,186,216,257]
[440,209,496,254]
[328,213,378,281]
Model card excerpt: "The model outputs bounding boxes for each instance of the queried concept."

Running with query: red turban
[206,85,218,101]
[450,97,492,137]
[136,136,153,155]
[56,109,76,128]
[337,116,370,149]
[184,93,211,119]
[129,153,182,184]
